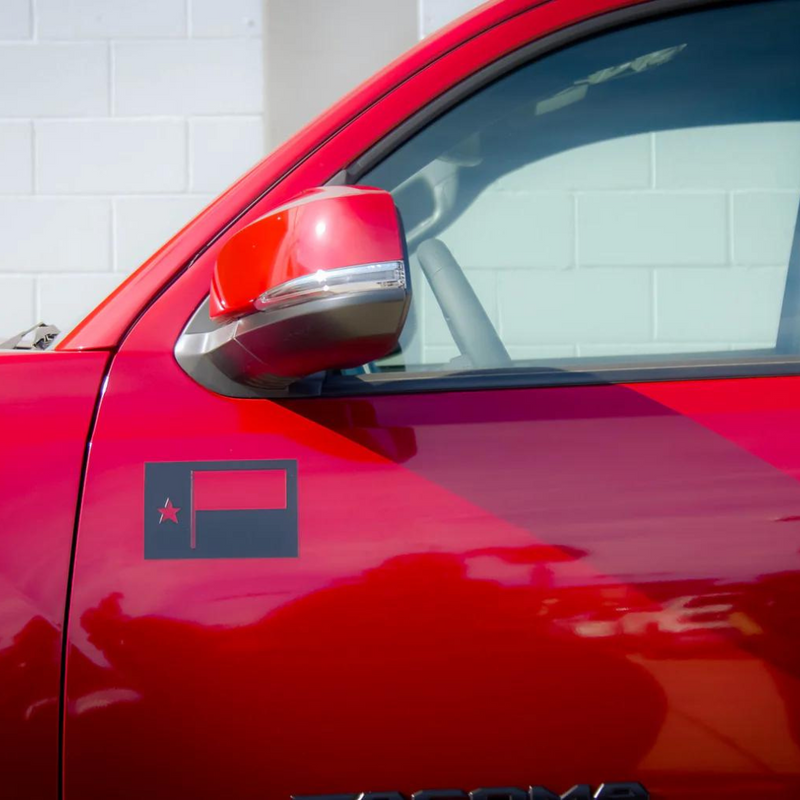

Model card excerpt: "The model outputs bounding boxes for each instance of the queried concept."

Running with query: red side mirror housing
[177,186,411,394]
[210,186,407,320]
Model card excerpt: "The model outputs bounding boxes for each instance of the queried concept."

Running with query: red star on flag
[158,498,180,524]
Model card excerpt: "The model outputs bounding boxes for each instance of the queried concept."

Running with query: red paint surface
[0,1,787,799]
[210,186,404,318]
[56,1,800,797]
[65,360,800,799]
[630,378,800,484]
[192,470,287,511]
[0,351,108,800]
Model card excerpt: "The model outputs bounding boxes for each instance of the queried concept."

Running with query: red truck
[2,0,800,797]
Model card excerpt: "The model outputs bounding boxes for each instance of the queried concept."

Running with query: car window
[357,0,800,376]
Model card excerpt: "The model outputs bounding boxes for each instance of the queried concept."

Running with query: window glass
[358,0,800,374]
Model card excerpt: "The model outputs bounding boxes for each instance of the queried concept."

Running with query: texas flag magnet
[144,460,298,559]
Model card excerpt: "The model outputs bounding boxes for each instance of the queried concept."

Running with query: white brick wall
[420,0,482,36]
[0,0,32,39]
[35,120,187,193]
[0,122,33,192]
[0,0,264,338]
[418,123,800,365]
[0,0,481,340]
[0,197,111,269]
[6,0,792,367]
[577,192,729,267]
[36,0,187,39]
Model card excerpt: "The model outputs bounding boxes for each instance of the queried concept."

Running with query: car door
[65,1,800,799]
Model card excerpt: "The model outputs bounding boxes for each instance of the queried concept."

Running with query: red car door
[63,1,800,798]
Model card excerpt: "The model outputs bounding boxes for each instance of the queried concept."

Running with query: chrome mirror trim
[255,260,406,311]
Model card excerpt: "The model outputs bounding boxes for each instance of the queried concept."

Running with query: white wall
[0,0,265,338]
[265,0,419,149]
[410,123,800,365]
[420,0,484,36]
[0,0,481,339]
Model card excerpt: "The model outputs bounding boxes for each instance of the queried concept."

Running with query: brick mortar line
[0,193,213,200]
[20,117,264,123]
[29,119,36,192]
[727,191,735,265]
[33,273,40,320]
[3,112,264,120]
[2,271,123,278]
[32,120,190,127]
[186,119,194,192]
[110,199,117,272]
[0,36,262,45]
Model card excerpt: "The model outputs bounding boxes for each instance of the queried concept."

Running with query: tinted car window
[358,0,800,375]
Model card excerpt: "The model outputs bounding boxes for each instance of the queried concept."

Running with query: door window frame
[320,0,800,397]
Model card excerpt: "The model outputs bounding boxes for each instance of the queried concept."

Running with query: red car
[2,0,800,797]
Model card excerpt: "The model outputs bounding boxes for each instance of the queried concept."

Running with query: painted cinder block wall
[0,0,477,338]
[0,0,264,337]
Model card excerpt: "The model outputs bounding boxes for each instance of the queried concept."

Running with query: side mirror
[176,186,411,395]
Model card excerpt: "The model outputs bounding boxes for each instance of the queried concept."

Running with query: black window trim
[319,0,800,399]
[320,357,800,398]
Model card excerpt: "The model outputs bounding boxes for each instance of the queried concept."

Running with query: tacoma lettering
[293,783,648,800]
